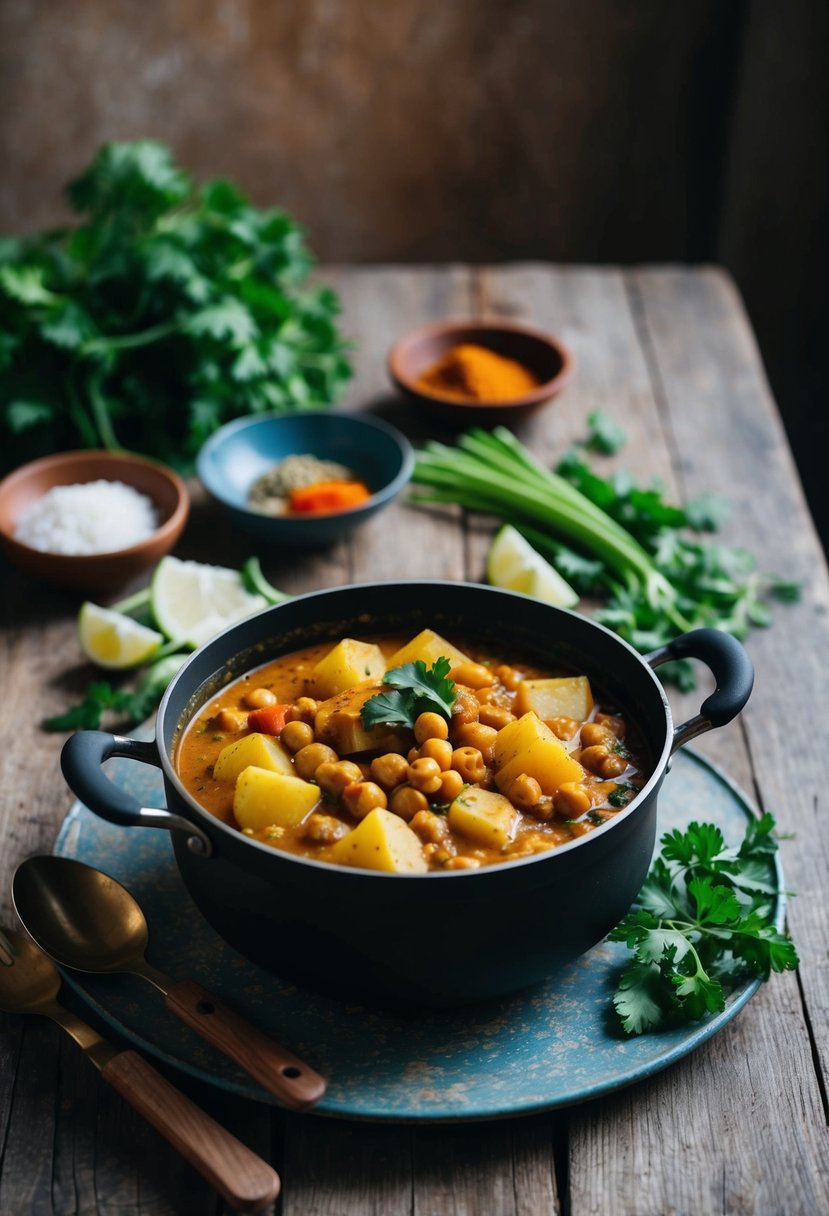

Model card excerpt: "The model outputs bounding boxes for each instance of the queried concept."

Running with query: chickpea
[448,661,495,690]
[478,704,515,731]
[547,716,580,741]
[215,707,248,732]
[507,773,542,810]
[553,782,592,819]
[370,752,410,790]
[303,812,349,844]
[598,751,628,779]
[389,785,429,821]
[407,746,421,764]
[474,686,496,705]
[285,696,319,726]
[315,760,364,798]
[450,689,480,727]
[293,742,338,780]
[280,720,315,753]
[437,768,464,803]
[580,745,627,779]
[452,721,497,762]
[414,712,449,744]
[418,737,453,770]
[580,745,612,775]
[243,686,277,710]
[408,757,443,794]
[410,809,452,845]
[451,746,487,783]
[445,856,481,870]
[596,712,625,739]
[494,663,523,691]
[580,721,613,749]
[342,780,388,819]
[528,795,555,821]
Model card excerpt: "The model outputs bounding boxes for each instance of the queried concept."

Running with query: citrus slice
[78,602,164,670]
[150,556,268,648]
[486,524,579,609]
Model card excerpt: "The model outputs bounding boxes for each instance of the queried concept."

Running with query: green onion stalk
[412,427,692,633]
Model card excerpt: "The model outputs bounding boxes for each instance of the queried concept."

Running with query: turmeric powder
[414,343,540,403]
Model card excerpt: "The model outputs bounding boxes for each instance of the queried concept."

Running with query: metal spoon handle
[102,1050,280,1214]
[166,979,326,1110]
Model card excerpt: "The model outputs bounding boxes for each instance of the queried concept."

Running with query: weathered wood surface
[1,264,827,1215]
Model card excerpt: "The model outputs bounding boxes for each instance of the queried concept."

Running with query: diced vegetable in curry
[176,629,649,873]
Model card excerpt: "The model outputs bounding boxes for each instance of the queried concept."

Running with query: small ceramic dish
[388,320,574,427]
[196,411,415,548]
[0,450,189,595]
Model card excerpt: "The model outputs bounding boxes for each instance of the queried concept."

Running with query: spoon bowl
[13,854,152,977]
[0,929,62,1013]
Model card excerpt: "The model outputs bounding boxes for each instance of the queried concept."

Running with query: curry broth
[175,634,648,871]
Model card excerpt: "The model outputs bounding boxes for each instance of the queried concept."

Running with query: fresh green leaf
[586,409,626,454]
[361,658,457,730]
[0,139,352,473]
[609,813,798,1035]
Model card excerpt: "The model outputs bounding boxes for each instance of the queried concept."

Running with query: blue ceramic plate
[53,749,783,1122]
[196,410,414,548]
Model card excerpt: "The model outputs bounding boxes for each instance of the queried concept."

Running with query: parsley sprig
[610,814,798,1035]
[361,658,456,730]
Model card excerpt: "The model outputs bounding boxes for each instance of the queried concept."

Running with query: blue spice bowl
[196,411,414,548]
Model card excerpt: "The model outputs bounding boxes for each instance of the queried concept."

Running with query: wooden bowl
[388,320,574,427]
[0,450,189,595]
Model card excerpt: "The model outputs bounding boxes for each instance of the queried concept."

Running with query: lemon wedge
[150,555,267,648]
[486,524,579,609]
[78,603,164,670]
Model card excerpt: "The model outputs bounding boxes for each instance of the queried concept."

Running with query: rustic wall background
[1,0,826,543]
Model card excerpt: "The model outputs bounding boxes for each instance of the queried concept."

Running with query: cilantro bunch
[610,814,798,1035]
[0,141,351,472]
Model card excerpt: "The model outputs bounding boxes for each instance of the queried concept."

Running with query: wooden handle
[165,979,326,1111]
[101,1050,280,1214]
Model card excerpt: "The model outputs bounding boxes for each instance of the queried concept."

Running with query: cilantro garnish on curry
[176,628,649,873]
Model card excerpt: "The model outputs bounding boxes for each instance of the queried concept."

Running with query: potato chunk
[233,766,320,829]
[385,629,470,671]
[310,638,387,699]
[493,712,585,796]
[314,684,408,755]
[448,786,518,849]
[213,732,294,784]
[514,675,593,723]
[329,808,428,873]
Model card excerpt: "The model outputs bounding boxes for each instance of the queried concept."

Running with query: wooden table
[2,264,828,1215]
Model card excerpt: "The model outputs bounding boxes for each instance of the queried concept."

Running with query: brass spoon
[12,855,325,1111]
[0,926,280,1214]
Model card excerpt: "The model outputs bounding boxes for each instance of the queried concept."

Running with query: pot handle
[61,732,213,857]
[645,628,754,753]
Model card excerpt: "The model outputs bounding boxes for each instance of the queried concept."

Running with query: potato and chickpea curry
[176,629,648,873]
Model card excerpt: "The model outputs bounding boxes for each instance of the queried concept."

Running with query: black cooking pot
[61,582,753,1007]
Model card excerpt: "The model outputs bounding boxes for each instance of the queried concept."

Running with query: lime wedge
[150,556,268,648]
[486,524,579,609]
[78,602,164,670]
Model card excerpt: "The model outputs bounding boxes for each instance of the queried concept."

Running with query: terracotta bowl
[0,450,189,595]
[388,320,574,427]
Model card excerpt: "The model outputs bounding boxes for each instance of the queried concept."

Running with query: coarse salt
[14,479,159,555]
